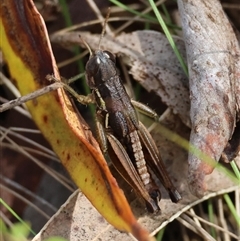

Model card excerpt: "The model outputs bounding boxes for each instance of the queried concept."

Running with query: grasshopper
[48,16,181,213]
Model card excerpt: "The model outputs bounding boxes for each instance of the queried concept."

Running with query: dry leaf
[51,30,190,127]
[178,0,240,197]
[0,1,154,240]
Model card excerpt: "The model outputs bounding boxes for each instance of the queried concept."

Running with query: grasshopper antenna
[98,7,111,50]
[79,35,93,56]
[79,8,110,56]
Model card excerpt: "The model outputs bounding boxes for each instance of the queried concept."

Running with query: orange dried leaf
[0,1,153,240]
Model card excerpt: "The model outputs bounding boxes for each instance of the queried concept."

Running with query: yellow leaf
[0,1,154,240]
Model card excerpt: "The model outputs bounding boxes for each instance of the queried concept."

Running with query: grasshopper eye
[103,50,116,63]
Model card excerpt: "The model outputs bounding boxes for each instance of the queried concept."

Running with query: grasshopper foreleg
[95,111,108,154]
[46,74,95,105]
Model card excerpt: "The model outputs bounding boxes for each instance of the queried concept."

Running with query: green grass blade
[230,161,240,180]
[148,0,188,76]
[223,193,240,227]
[156,227,165,240]
[208,199,216,238]
[109,0,157,22]
[0,198,36,236]
[152,122,239,184]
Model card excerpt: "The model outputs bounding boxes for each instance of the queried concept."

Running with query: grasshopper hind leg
[138,121,182,203]
[168,188,182,203]
[146,185,161,213]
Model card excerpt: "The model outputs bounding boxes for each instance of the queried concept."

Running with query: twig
[0,82,62,113]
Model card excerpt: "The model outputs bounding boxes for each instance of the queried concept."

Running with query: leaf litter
[2,0,239,239]
[47,5,240,238]
[32,110,240,241]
